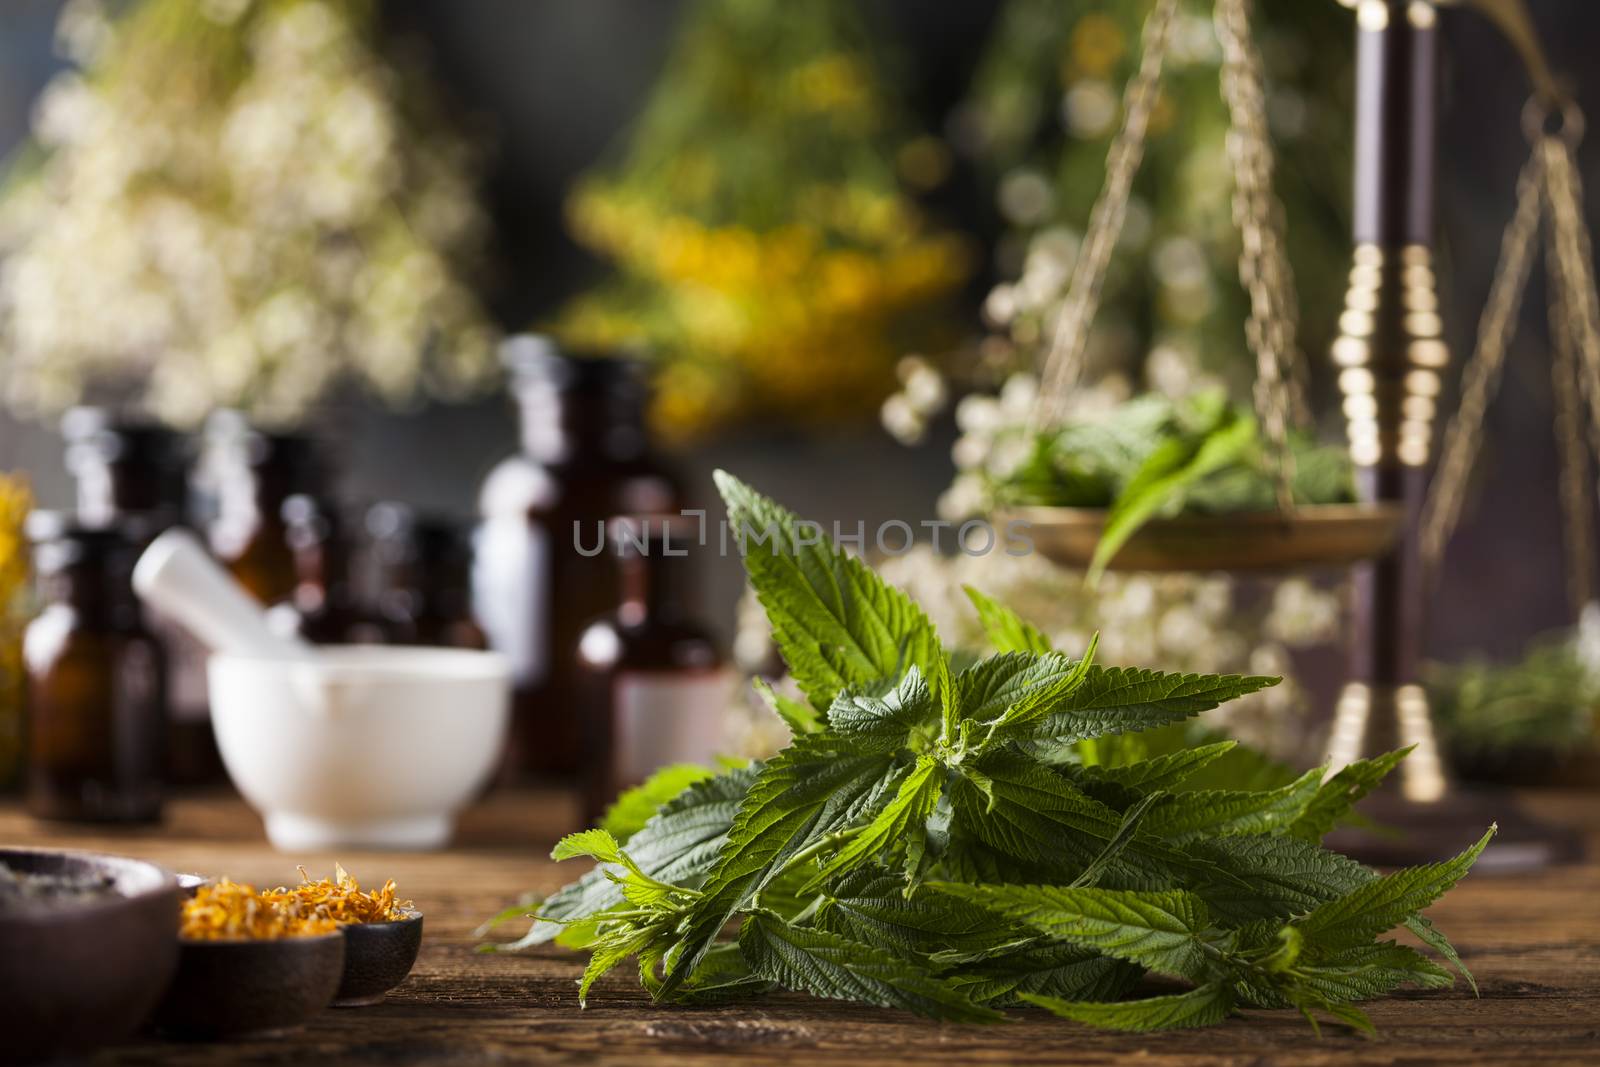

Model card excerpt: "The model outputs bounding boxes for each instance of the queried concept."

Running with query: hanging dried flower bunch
[0,0,498,428]
[554,0,972,440]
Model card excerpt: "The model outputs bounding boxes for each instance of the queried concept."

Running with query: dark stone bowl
[334,910,423,1006]
[0,848,180,1066]
[154,931,345,1038]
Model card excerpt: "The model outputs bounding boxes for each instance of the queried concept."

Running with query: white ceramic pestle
[131,528,313,660]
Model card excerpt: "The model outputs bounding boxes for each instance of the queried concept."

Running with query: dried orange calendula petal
[179,879,338,940]
[262,864,412,926]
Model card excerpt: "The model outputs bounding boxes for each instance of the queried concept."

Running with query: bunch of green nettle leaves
[989,390,1356,578]
[483,472,1491,1035]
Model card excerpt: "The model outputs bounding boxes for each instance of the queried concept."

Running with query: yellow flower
[788,55,869,115]
[0,474,29,613]
[1067,15,1127,81]
[0,472,32,787]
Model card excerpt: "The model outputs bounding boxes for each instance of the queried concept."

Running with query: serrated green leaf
[639,942,774,1005]
[963,585,1054,654]
[1294,826,1496,954]
[601,764,717,842]
[978,638,1099,742]
[518,765,758,949]
[1287,748,1410,842]
[934,883,1213,979]
[1405,914,1476,995]
[955,652,1077,725]
[1081,741,1240,794]
[752,677,822,737]
[1071,791,1163,889]
[818,871,1017,956]
[1139,768,1324,841]
[827,667,938,752]
[1182,832,1373,923]
[947,752,1240,894]
[739,910,1004,1022]
[580,922,666,1006]
[1292,941,1453,1002]
[715,470,943,710]
[1023,981,1236,1032]
[943,940,1142,1006]
[806,755,943,890]
[1017,666,1278,747]
[553,828,627,865]
[1088,404,1257,581]
[658,740,900,996]
[948,753,1129,875]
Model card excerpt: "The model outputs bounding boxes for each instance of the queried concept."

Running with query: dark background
[1,0,1598,664]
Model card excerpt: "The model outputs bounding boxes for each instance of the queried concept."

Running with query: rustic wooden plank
[3,788,1597,1066]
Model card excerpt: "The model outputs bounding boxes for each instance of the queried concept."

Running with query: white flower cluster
[0,0,497,427]
[878,354,949,445]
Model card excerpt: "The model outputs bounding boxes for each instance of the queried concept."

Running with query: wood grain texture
[3,787,1596,1066]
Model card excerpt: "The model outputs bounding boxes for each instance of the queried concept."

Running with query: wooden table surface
[4,786,1598,1066]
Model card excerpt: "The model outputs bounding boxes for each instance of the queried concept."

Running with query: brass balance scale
[1008,0,1593,869]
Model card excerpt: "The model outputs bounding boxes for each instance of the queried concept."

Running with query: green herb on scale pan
[991,390,1356,578]
[481,472,1492,1035]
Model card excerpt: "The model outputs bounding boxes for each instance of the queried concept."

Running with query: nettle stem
[750,825,869,911]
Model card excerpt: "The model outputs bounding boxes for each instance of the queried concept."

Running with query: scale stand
[1323,0,1581,870]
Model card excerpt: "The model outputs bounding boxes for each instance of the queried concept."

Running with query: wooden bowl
[1001,503,1405,573]
[333,910,424,1006]
[0,848,180,1065]
[154,931,345,1038]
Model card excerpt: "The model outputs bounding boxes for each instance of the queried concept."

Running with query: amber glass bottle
[62,409,189,529]
[24,517,165,823]
[368,503,485,649]
[204,417,317,607]
[271,495,387,645]
[475,337,680,780]
[60,410,223,784]
[575,515,729,826]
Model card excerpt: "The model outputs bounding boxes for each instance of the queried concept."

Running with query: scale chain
[1419,145,1545,574]
[1547,234,1595,614]
[1215,0,1301,513]
[1543,133,1600,613]
[1032,0,1179,428]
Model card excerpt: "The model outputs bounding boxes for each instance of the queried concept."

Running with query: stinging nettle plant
[483,471,1493,1035]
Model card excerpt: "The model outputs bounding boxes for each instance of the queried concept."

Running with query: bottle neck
[514,383,649,465]
[73,459,186,529]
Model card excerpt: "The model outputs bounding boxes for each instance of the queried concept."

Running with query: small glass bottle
[24,515,165,823]
[368,503,486,649]
[575,515,730,826]
[475,337,681,781]
[203,416,317,607]
[60,410,221,784]
[62,408,189,530]
[270,494,388,645]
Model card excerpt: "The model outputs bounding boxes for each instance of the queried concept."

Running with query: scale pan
[1001,503,1405,573]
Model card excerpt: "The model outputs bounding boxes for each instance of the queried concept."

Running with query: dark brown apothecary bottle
[576,515,730,827]
[367,503,486,649]
[24,516,165,823]
[474,337,680,781]
[60,409,221,784]
[270,495,388,645]
[203,415,317,608]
